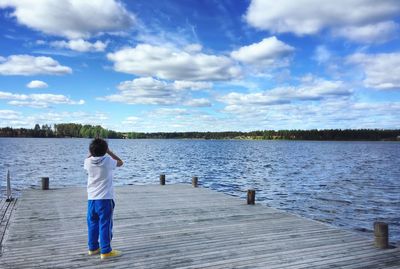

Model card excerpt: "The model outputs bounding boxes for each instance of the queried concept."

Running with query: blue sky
[0,0,399,132]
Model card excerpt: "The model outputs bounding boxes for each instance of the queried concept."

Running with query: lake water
[1,138,399,244]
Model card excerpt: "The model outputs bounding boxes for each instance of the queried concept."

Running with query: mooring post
[192,176,198,187]
[374,221,389,249]
[6,169,13,202]
[247,189,255,205]
[41,177,49,190]
[160,174,166,185]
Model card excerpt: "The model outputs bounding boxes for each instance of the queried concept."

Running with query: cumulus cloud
[118,109,222,132]
[0,0,135,39]
[219,78,352,108]
[245,0,400,42]
[0,91,84,108]
[230,37,294,67]
[100,77,181,105]
[184,98,212,107]
[38,111,108,123]
[122,116,140,125]
[107,44,241,81]
[184,44,203,53]
[50,39,108,52]
[26,80,48,89]
[0,109,20,120]
[100,77,214,105]
[173,81,212,91]
[150,108,189,116]
[333,21,399,43]
[347,52,400,90]
[115,99,400,131]
[0,111,109,128]
[0,55,72,75]
[220,98,400,130]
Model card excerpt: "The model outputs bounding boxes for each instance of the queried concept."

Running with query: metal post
[6,169,13,202]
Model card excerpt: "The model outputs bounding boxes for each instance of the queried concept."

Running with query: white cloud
[26,80,48,89]
[117,108,226,132]
[118,77,168,92]
[0,111,109,128]
[100,77,181,105]
[0,55,72,75]
[150,108,188,116]
[0,91,28,100]
[50,39,108,52]
[0,91,84,108]
[173,81,212,91]
[218,97,400,130]
[333,21,399,44]
[347,52,400,90]
[107,44,241,81]
[230,37,294,67]
[245,0,400,41]
[122,116,140,125]
[0,0,135,39]
[184,44,203,53]
[219,78,352,107]
[0,109,20,120]
[100,77,214,106]
[184,98,212,107]
[116,98,400,131]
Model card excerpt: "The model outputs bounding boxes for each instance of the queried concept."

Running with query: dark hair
[89,138,108,157]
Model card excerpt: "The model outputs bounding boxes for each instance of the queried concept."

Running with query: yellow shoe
[101,250,122,260]
[88,248,100,255]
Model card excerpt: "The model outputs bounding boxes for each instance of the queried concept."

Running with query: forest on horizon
[0,123,399,141]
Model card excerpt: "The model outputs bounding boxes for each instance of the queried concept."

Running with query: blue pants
[87,199,115,254]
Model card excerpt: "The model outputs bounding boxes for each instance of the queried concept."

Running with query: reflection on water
[1,138,399,243]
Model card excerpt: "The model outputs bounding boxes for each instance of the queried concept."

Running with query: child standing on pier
[84,138,123,260]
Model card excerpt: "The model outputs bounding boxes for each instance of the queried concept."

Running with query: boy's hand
[107,149,124,167]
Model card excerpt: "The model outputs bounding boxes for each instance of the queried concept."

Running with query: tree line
[122,129,400,141]
[0,124,122,138]
[0,124,399,141]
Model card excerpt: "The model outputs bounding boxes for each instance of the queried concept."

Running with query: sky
[0,0,399,132]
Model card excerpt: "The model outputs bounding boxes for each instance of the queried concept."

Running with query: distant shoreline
[1,136,399,142]
[1,123,399,141]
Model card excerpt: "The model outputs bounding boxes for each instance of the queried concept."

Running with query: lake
[0,138,399,244]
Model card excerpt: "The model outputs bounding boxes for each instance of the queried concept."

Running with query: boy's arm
[107,149,123,167]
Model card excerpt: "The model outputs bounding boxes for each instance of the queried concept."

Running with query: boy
[84,138,123,260]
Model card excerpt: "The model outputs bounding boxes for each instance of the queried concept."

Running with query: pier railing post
[374,221,389,249]
[192,176,198,187]
[160,174,166,185]
[247,189,255,205]
[41,177,49,190]
[6,169,13,202]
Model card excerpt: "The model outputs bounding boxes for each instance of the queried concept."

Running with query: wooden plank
[0,185,399,269]
[0,199,17,249]
[0,199,6,214]
[0,199,9,221]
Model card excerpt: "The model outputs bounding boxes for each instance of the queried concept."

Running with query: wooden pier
[1,184,399,268]
[0,198,17,250]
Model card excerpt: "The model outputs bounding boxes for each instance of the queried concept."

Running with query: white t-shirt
[84,156,117,200]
